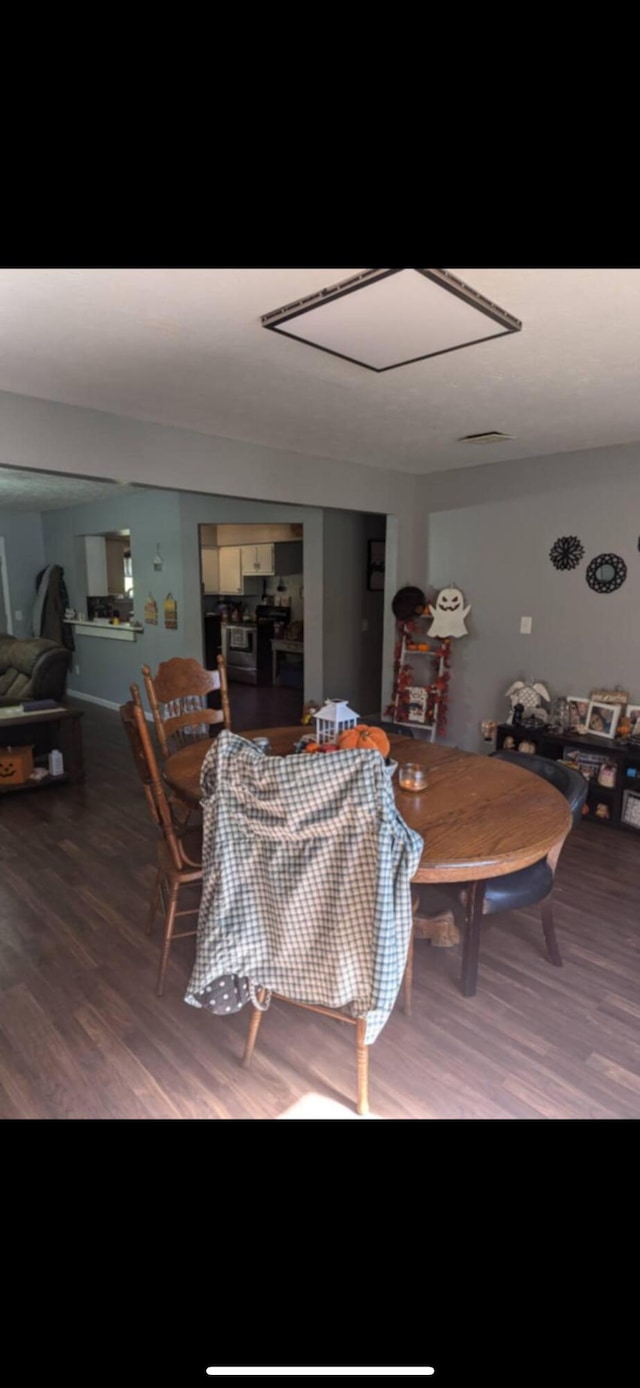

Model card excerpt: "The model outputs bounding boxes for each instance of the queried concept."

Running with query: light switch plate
[14,610,22,621]
[520,616,532,634]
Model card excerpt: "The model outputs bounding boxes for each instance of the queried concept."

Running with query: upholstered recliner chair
[0,634,71,706]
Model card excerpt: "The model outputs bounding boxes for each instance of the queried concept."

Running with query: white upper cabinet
[241,544,275,577]
[201,548,220,593]
[84,536,108,596]
[218,547,243,594]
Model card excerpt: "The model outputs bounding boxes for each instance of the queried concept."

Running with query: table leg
[60,715,85,784]
[460,879,486,998]
[273,649,279,686]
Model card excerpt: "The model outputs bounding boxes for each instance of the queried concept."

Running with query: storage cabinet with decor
[495,722,640,831]
[388,616,452,743]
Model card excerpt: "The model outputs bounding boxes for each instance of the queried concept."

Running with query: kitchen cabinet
[274,540,303,576]
[219,546,243,594]
[106,538,128,595]
[201,547,220,594]
[84,536,108,596]
[241,543,274,577]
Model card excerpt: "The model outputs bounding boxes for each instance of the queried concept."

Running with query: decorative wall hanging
[392,586,425,620]
[427,586,471,638]
[407,686,428,724]
[144,594,158,625]
[163,594,178,629]
[505,679,550,724]
[549,535,584,570]
[589,688,628,705]
[586,553,627,593]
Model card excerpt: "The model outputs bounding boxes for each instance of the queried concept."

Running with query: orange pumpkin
[337,725,390,758]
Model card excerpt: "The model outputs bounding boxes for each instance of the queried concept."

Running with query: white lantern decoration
[314,698,359,746]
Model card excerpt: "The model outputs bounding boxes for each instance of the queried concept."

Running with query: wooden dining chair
[191,733,419,1116]
[142,654,231,762]
[120,684,202,997]
[243,991,372,1116]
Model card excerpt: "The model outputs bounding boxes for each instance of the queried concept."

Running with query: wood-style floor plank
[1,699,640,1118]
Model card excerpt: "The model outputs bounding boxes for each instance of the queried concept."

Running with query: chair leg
[157,881,180,997]
[541,895,562,967]
[146,869,163,935]
[242,989,267,1068]
[403,925,415,1016]
[355,1018,369,1116]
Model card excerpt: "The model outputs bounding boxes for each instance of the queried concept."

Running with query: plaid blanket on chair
[184,731,423,1043]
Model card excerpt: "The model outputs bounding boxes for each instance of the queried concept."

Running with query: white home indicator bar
[206,1371,435,1378]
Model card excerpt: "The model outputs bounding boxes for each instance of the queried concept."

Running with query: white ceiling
[0,466,133,512]
[1,268,640,476]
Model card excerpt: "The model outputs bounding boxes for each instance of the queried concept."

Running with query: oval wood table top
[163,727,571,885]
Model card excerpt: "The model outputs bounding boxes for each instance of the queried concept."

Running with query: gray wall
[428,473,640,751]
[0,509,45,637]
[0,390,424,709]
[322,509,386,717]
[42,489,185,705]
[45,479,388,713]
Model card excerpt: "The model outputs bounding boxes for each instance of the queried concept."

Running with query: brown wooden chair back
[120,688,187,873]
[142,654,231,760]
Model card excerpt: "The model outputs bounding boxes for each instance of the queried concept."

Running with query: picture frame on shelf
[625,704,640,736]
[585,700,620,739]
[567,696,589,730]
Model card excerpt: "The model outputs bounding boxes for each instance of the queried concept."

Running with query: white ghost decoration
[427,586,471,638]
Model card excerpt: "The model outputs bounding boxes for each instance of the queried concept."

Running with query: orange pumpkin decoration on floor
[337,725,390,758]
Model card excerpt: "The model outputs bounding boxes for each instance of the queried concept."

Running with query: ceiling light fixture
[261,268,522,373]
[458,431,515,444]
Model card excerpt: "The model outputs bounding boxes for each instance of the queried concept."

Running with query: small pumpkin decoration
[337,725,391,758]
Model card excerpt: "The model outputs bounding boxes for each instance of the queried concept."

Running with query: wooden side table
[0,705,85,793]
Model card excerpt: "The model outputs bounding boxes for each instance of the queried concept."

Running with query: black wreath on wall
[586,553,627,593]
[549,535,585,570]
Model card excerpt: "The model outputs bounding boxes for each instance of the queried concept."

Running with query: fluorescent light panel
[262,269,521,372]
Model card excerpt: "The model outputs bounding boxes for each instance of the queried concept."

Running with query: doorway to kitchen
[0,537,13,635]
[200,522,304,730]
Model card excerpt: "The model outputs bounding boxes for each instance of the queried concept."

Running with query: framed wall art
[367,539,386,592]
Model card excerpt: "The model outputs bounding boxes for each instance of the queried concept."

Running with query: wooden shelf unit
[495,722,640,831]
[389,619,451,743]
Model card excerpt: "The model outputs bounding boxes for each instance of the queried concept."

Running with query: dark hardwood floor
[1,699,640,1119]
[225,680,302,731]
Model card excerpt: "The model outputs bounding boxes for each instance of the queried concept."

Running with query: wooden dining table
[163,727,571,998]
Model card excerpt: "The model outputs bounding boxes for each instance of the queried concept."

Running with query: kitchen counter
[271,638,304,686]
[66,619,143,642]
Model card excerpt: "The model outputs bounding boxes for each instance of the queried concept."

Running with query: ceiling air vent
[458,431,515,444]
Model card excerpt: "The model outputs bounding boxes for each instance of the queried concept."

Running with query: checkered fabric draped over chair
[184,731,423,1043]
